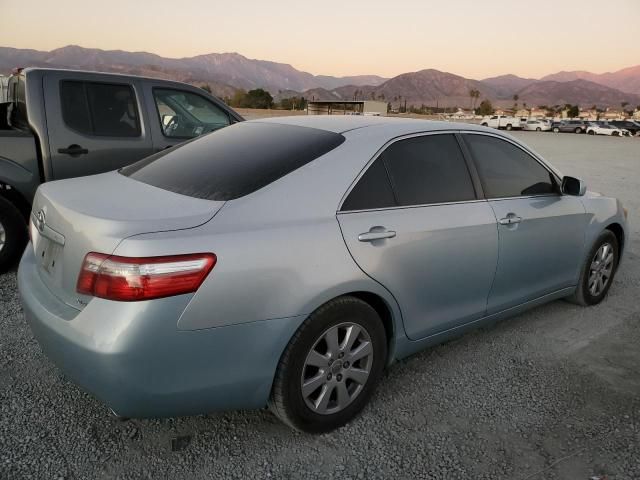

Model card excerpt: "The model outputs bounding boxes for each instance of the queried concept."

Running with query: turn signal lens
[76,252,216,301]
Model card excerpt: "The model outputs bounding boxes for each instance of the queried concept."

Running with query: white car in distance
[523,119,551,132]
[586,123,625,136]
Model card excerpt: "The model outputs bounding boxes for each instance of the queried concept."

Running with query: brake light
[76,252,216,301]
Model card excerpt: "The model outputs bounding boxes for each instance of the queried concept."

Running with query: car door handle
[358,229,396,242]
[58,144,89,156]
[498,214,522,225]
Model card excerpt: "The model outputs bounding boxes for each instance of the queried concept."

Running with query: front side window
[60,81,140,137]
[153,88,230,139]
[382,134,476,207]
[464,134,557,198]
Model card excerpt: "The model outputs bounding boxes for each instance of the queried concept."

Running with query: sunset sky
[1,0,638,79]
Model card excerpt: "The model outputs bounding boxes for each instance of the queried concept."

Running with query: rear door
[43,71,153,180]
[461,133,587,314]
[337,132,499,340]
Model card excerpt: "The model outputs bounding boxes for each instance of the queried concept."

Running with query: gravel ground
[1,132,639,480]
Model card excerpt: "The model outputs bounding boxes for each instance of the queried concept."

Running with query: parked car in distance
[481,115,523,130]
[610,120,640,136]
[19,117,628,433]
[0,68,244,271]
[523,119,551,132]
[551,119,588,133]
[586,123,624,136]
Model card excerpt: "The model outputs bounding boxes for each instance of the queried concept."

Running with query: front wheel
[567,230,619,306]
[0,196,28,273]
[553,127,560,133]
[269,296,387,433]
[588,130,595,135]
[481,122,488,127]
[536,127,541,132]
[506,124,513,131]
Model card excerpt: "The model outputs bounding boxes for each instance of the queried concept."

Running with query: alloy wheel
[301,322,373,415]
[588,242,614,296]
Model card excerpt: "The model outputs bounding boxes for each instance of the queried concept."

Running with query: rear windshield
[120,122,345,201]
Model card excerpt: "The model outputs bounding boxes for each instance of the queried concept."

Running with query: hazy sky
[1,0,638,79]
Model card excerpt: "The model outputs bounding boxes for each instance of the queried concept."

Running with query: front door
[461,133,588,314]
[43,72,153,180]
[337,133,499,340]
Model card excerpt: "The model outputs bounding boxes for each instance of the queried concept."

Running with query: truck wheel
[553,127,560,133]
[506,124,512,131]
[0,196,28,273]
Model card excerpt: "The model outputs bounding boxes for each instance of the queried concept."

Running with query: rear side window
[60,81,141,137]
[121,122,345,201]
[341,158,396,211]
[382,134,476,206]
[464,134,556,198]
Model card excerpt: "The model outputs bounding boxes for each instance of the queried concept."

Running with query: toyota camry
[19,116,628,432]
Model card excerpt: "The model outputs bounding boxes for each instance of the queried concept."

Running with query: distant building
[578,109,598,120]
[600,108,624,120]
[633,109,640,120]
[307,100,388,116]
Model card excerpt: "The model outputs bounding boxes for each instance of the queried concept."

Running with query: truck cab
[0,68,244,271]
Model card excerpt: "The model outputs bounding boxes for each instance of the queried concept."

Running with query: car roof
[249,115,490,135]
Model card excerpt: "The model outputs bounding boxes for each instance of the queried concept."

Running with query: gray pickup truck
[0,68,243,271]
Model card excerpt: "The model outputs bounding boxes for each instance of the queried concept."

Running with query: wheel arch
[606,222,625,255]
[0,181,31,220]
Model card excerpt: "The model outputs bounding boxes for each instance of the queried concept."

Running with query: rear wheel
[536,127,541,132]
[0,196,28,273]
[612,131,619,137]
[481,122,488,127]
[567,230,619,306]
[553,127,560,133]
[269,296,387,433]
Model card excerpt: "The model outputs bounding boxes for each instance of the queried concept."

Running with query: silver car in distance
[19,117,628,433]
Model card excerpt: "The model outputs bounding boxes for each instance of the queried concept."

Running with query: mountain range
[1,45,639,109]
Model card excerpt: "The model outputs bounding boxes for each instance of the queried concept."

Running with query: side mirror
[561,176,587,196]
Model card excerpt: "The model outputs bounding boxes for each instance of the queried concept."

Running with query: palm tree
[513,94,519,111]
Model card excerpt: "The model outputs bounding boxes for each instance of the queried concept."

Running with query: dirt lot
[1,129,639,480]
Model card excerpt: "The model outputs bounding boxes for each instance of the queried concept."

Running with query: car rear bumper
[18,246,305,418]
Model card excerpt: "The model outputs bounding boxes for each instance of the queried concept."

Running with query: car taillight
[76,252,216,301]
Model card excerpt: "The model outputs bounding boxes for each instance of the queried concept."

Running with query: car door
[461,132,588,314]
[337,133,499,340]
[43,72,154,180]
[141,83,235,152]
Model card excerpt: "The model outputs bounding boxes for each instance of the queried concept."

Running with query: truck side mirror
[561,176,586,196]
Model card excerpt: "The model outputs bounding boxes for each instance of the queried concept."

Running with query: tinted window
[121,122,345,201]
[382,134,476,206]
[153,88,231,139]
[341,158,396,211]
[60,81,140,137]
[464,134,556,198]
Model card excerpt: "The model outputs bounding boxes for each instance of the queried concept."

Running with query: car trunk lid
[30,171,224,310]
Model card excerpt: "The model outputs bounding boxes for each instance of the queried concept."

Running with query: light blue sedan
[19,116,628,432]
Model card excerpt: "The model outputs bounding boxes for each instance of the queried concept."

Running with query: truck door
[43,72,154,180]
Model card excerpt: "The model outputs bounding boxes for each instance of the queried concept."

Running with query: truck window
[60,81,141,137]
[152,88,231,139]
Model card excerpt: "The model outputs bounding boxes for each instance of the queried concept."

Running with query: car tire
[536,127,541,132]
[567,230,619,306]
[481,123,488,127]
[506,124,512,131]
[575,127,582,134]
[612,131,619,137]
[0,196,28,273]
[588,130,595,135]
[269,296,387,433]
[553,127,560,133]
